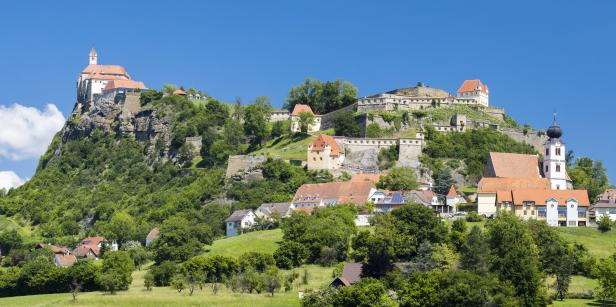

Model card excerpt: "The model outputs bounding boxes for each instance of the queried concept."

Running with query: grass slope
[251,135,314,161]
[0,263,333,307]
[554,227,616,258]
[203,229,283,258]
[0,230,332,306]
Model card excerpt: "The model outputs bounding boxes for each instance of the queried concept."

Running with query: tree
[152,216,206,264]
[334,112,360,137]
[361,232,395,278]
[286,78,357,114]
[598,214,613,233]
[262,266,282,296]
[365,123,383,138]
[271,120,290,138]
[243,103,270,147]
[298,111,315,134]
[593,255,616,302]
[274,241,309,269]
[331,278,395,307]
[253,96,273,110]
[448,218,467,251]
[104,211,136,245]
[205,99,229,126]
[569,157,611,200]
[100,251,135,291]
[486,213,545,306]
[163,84,177,95]
[0,229,22,256]
[239,252,276,273]
[432,168,456,196]
[460,226,490,274]
[149,261,177,286]
[377,167,419,191]
[126,246,148,270]
[144,272,154,291]
[97,273,123,295]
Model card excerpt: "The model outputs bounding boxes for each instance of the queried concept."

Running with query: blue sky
[0,0,615,186]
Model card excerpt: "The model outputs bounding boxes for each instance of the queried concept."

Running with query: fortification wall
[185,136,203,156]
[335,137,423,172]
[319,102,357,130]
[499,128,547,153]
[269,111,290,122]
[225,155,267,178]
[398,139,422,168]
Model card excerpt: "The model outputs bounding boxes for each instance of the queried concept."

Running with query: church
[477,117,590,226]
[76,49,146,103]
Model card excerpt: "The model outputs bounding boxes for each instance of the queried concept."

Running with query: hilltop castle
[76,49,146,104]
[357,80,489,112]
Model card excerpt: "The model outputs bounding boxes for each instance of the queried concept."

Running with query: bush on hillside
[598,214,613,233]
[466,212,484,222]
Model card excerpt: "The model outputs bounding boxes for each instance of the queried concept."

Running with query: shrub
[466,211,484,222]
[274,241,309,269]
[150,261,177,286]
[365,123,383,138]
[597,214,612,233]
[239,252,276,272]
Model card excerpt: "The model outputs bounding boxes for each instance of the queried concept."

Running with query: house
[102,79,146,94]
[146,227,160,247]
[255,202,292,219]
[35,243,71,256]
[225,209,256,237]
[54,254,78,267]
[173,89,187,96]
[330,262,363,288]
[371,190,407,212]
[408,190,440,208]
[496,189,590,227]
[444,186,461,214]
[290,104,321,133]
[292,181,376,209]
[307,134,345,171]
[597,189,616,202]
[456,79,489,107]
[591,199,616,221]
[73,236,112,260]
[477,177,551,217]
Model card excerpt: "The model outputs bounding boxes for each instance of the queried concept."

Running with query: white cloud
[0,104,65,160]
[0,171,25,190]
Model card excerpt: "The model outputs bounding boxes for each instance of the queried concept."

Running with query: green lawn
[0,263,333,307]
[203,229,283,258]
[0,215,40,244]
[554,227,616,258]
[251,134,314,161]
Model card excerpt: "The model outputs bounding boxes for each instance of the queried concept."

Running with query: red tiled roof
[486,152,542,178]
[37,243,70,255]
[103,79,146,91]
[82,64,129,77]
[293,181,375,205]
[85,73,124,81]
[478,177,551,193]
[340,263,363,285]
[291,104,314,116]
[73,236,105,258]
[457,79,488,94]
[409,190,436,204]
[447,185,458,197]
[173,89,186,95]
[505,189,591,206]
[55,254,77,267]
[146,228,160,242]
[309,134,342,156]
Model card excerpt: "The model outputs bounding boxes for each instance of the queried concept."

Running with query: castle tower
[543,114,568,190]
[89,48,97,65]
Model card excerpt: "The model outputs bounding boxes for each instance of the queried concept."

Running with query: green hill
[204,229,283,258]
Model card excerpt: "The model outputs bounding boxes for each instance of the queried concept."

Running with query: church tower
[543,115,569,190]
[89,48,97,65]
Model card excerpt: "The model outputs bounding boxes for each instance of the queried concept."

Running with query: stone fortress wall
[333,136,424,173]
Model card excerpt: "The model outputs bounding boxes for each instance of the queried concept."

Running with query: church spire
[546,112,562,139]
[89,48,97,65]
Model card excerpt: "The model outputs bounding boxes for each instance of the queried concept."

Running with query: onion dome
[546,114,562,139]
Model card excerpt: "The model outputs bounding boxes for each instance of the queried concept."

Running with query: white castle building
[357,80,489,112]
[77,48,146,103]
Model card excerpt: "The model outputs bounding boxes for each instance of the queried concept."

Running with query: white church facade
[77,49,146,103]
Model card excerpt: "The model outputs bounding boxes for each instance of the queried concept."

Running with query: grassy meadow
[203,228,283,257]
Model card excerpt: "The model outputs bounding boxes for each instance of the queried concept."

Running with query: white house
[255,202,292,219]
[225,209,256,237]
[290,104,321,133]
[592,199,616,221]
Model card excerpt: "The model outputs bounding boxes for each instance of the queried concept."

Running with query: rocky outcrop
[55,92,174,165]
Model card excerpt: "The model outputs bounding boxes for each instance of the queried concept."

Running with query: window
[545,165,549,172]
[524,210,527,215]
[556,148,561,156]
[545,148,550,156]
[556,164,561,172]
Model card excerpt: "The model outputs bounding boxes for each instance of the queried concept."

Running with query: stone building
[357,80,489,112]
[307,134,345,170]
